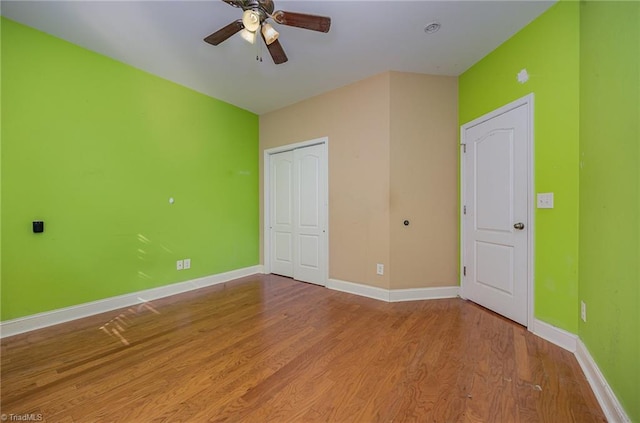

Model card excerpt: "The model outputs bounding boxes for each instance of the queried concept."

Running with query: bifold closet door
[270,144,326,285]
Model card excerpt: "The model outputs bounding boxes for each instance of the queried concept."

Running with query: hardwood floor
[1,274,605,422]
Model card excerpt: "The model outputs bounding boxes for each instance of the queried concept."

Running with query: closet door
[293,144,325,285]
[269,143,326,285]
[270,150,294,277]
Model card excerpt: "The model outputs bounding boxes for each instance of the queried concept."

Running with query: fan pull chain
[256,35,263,62]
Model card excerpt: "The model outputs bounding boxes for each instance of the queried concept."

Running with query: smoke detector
[424,22,441,34]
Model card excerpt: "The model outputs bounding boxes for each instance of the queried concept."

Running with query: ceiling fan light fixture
[240,28,257,44]
[261,23,279,45]
[242,10,261,32]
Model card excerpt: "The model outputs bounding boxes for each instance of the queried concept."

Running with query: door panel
[270,151,294,277]
[298,235,320,268]
[476,130,514,232]
[476,242,514,294]
[463,102,529,326]
[293,144,325,285]
[274,232,293,262]
[298,155,320,227]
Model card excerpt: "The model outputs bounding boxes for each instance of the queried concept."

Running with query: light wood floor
[1,274,605,422]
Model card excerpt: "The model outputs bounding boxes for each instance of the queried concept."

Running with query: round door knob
[514,222,525,230]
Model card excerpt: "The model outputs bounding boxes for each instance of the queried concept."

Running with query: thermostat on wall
[33,221,44,233]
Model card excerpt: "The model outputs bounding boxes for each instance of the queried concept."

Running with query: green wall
[1,18,259,320]
[459,1,581,332]
[461,1,639,419]
[579,2,639,421]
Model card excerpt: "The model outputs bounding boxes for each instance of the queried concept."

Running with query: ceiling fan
[204,0,331,64]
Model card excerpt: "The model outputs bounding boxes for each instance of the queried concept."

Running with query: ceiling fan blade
[204,20,244,45]
[272,10,331,33]
[263,36,288,64]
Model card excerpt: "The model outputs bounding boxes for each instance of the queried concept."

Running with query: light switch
[537,193,554,209]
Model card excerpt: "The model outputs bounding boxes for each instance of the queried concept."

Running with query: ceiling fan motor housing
[242,0,274,18]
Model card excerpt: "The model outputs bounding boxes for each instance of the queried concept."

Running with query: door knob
[513,222,525,230]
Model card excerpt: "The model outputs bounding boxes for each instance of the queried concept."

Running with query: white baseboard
[0,265,263,338]
[529,320,631,419]
[326,278,459,303]
[575,340,631,423]
[327,278,390,301]
[531,319,578,352]
[512,319,631,420]
[389,286,460,302]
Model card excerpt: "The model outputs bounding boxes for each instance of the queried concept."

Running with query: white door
[293,145,326,285]
[269,143,326,286]
[270,150,294,277]
[462,100,531,326]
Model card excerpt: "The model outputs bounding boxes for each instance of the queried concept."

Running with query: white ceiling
[1,0,555,114]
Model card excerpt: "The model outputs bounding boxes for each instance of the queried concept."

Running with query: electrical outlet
[176,260,183,271]
[183,258,191,269]
[376,263,384,275]
[581,301,587,322]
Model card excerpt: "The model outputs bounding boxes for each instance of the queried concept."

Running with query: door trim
[263,137,329,285]
[460,94,534,329]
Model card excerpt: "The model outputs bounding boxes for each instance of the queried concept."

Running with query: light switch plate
[537,192,554,209]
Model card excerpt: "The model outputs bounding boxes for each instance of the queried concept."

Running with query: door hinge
[463,205,466,215]
[461,144,466,153]
[463,266,466,276]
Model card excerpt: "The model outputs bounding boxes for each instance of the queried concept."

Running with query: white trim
[575,340,631,423]
[327,278,390,302]
[389,286,460,302]
[264,137,327,155]
[459,139,467,301]
[531,319,577,352]
[327,278,459,303]
[0,265,263,338]
[460,93,535,329]
[263,137,329,285]
[530,322,630,421]
[526,95,536,331]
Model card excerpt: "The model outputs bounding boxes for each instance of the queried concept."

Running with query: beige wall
[260,71,458,290]
[389,72,458,288]
[260,72,392,288]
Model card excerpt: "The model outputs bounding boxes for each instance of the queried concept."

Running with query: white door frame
[263,137,329,285]
[460,94,535,329]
